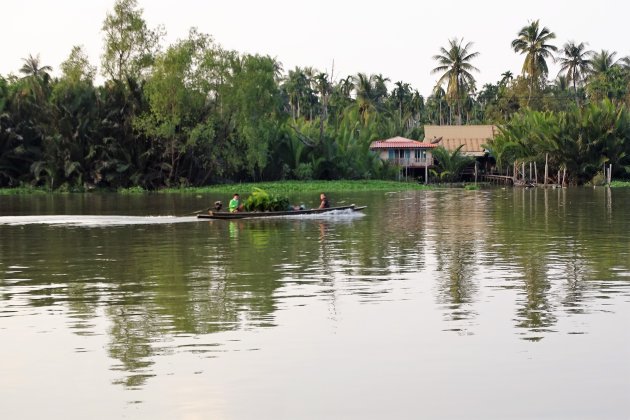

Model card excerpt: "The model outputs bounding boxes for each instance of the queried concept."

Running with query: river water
[1,188,629,419]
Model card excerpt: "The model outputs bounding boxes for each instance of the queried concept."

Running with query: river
[1,188,629,419]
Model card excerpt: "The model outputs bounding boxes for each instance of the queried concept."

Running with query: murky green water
[1,188,629,419]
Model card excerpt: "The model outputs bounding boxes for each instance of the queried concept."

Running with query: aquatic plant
[242,188,290,211]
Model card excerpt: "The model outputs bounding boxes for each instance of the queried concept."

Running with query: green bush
[118,186,147,194]
[589,172,607,186]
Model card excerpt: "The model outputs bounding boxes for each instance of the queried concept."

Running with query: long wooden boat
[197,204,366,220]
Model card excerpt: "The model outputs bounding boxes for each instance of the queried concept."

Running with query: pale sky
[1,0,627,96]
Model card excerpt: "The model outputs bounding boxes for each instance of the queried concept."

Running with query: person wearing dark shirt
[319,193,330,209]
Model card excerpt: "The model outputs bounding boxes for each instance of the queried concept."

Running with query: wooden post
[514,161,517,182]
[529,161,532,182]
[557,170,560,187]
[562,167,567,187]
[425,160,428,185]
[609,164,612,185]
[534,162,538,185]
[544,154,548,187]
[522,162,525,183]
[474,161,478,184]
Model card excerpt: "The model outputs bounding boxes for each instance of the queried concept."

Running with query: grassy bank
[161,180,433,195]
[1,180,433,195]
[610,180,630,187]
[0,186,49,195]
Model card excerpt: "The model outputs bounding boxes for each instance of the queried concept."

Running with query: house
[423,125,497,157]
[369,136,437,168]
[369,136,437,182]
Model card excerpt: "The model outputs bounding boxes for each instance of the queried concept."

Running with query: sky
[1,0,628,96]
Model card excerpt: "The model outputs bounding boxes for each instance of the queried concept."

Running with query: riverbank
[0,180,433,195]
[5,179,630,196]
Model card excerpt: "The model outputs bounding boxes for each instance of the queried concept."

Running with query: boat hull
[197,205,365,220]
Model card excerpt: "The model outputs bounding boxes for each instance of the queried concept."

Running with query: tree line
[1,0,630,190]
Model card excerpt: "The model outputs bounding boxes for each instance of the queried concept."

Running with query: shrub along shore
[3,179,630,196]
[0,180,433,196]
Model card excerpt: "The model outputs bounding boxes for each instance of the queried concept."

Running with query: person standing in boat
[319,193,330,209]
[229,193,243,212]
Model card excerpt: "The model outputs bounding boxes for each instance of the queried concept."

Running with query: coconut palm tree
[589,50,618,76]
[337,75,354,99]
[352,73,387,124]
[553,75,569,92]
[431,38,480,125]
[284,67,310,120]
[392,81,412,120]
[557,41,592,104]
[586,50,626,103]
[314,72,332,119]
[372,74,390,104]
[19,54,53,79]
[511,20,557,104]
[17,54,54,105]
[500,70,514,86]
[432,84,447,125]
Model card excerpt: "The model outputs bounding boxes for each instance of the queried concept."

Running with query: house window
[414,149,426,160]
[388,149,395,159]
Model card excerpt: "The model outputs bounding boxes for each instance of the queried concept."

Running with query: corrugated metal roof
[424,125,496,156]
[370,136,437,149]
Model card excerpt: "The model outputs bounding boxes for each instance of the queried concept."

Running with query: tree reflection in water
[1,188,630,389]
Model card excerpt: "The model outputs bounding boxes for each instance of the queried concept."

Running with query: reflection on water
[1,188,630,417]
[0,215,198,226]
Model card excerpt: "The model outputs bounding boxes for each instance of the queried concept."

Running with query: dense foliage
[489,100,630,184]
[2,3,630,190]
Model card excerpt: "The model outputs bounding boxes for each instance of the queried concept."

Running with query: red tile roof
[369,136,437,149]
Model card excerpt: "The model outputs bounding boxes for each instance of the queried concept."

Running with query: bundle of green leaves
[242,188,290,212]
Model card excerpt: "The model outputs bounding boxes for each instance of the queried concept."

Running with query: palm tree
[431,145,473,182]
[586,50,625,103]
[352,73,384,123]
[557,41,592,104]
[337,75,354,99]
[18,54,53,104]
[431,38,480,125]
[589,50,618,76]
[314,72,332,140]
[432,84,447,125]
[284,67,310,120]
[314,72,332,119]
[410,90,424,118]
[500,70,514,86]
[553,75,569,92]
[372,74,390,104]
[19,54,53,79]
[511,20,557,104]
[392,81,411,120]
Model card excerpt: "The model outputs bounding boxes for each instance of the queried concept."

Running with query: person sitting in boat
[229,193,243,213]
[319,193,330,209]
[213,201,223,211]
